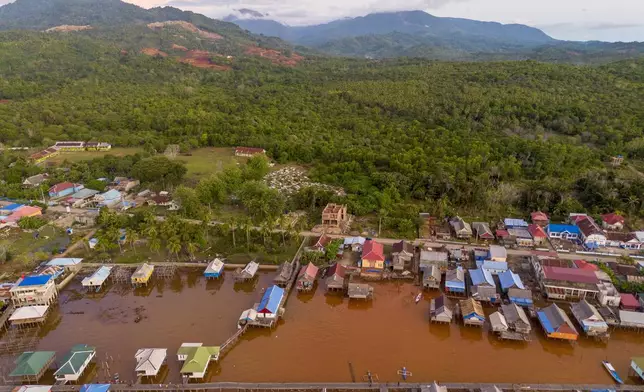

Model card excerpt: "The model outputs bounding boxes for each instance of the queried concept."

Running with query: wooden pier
[3,382,644,392]
[112,267,133,284]
[156,265,177,280]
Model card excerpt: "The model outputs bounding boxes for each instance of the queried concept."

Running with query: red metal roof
[298,262,319,280]
[542,266,599,284]
[362,239,384,262]
[314,235,332,249]
[531,211,549,222]
[601,213,625,225]
[495,229,509,238]
[620,293,640,309]
[573,259,599,271]
[49,182,76,193]
[528,224,547,238]
[577,217,602,237]
[326,263,346,278]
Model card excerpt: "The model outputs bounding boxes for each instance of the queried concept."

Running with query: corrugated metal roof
[134,348,167,374]
[257,285,284,314]
[488,245,506,259]
[469,268,495,287]
[621,293,640,308]
[543,266,599,284]
[620,310,644,326]
[55,345,95,376]
[99,189,121,200]
[47,258,83,267]
[499,270,524,290]
[79,385,110,392]
[10,351,56,377]
[547,224,581,235]
[9,305,49,321]
[82,266,112,287]
[504,218,528,228]
[204,259,224,274]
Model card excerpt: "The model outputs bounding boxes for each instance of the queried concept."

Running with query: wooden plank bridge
[219,325,249,356]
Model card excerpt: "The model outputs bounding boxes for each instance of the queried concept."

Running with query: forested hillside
[1,15,644,221]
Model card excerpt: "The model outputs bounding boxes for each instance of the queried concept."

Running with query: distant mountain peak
[237,8,266,18]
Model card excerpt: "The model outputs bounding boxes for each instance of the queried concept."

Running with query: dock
[4,382,644,392]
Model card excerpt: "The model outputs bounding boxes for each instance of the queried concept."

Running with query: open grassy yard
[176,147,244,179]
[0,225,70,279]
[45,147,144,164]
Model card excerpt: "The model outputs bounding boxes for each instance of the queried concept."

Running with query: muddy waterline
[21,271,644,385]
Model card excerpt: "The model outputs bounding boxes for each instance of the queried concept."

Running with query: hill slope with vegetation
[1,2,644,228]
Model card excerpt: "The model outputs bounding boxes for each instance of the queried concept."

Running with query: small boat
[602,361,624,384]
[397,366,413,380]
[414,293,422,304]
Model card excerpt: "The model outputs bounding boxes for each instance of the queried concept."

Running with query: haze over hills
[227,10,644,61]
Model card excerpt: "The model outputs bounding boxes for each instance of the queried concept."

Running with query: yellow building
[131,263,154,287]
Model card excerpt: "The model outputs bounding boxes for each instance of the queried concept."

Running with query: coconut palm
[167,236,182,260]
[125,228,139,254]
[224,217,238,248]
[149,237,161,255]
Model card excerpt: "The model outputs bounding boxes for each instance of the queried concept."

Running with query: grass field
[176,147,244,179]
[0,225,70,278]
[46,147,145,164]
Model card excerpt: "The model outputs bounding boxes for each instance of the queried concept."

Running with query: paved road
[49,207,624,264]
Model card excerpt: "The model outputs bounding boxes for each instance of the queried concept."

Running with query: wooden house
[528,224,548,245]
[537,303,579,341]
[499,270,524,292]
[430,295,453,323]
[360,239,384,277]
[422,265,441,290]
[472,222,494,241]
[391,240,415,271]
[325,263,346,291]
[312,234,332,252]
[445,267,466,295]
[296,262,318,292]
[235,261,259,282]
[601,213,625,231]
[348,283,373,300]
[203,258,224,279]
[131,263,154,287]
[257,285,284,319]
[54,344,96,382]
[450,216,472,239]
[507,287,533,307]
[489,311,508,332]
[571,300,608,337]
[419,250,449,271]
[135,348,167,378]
[177,343,220,380]
[460,298,485,327]
[81,266,112,292]
[469,268,499,303]
[10,351,56,382]
[501,303,531,334]
[9,305,50,327]
[273,261,294,287]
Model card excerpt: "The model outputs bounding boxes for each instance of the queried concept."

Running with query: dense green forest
[1,18,644,224]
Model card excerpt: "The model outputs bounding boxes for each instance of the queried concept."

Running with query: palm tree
[378,208,388,237]
[149,237,161,255]
[168,236,182,260]
[125,228,139,254]
[628,195,640,214]
[186,241,199,260]
[278,215,288,247]
[260,221,273,246]
[225,217,237,248]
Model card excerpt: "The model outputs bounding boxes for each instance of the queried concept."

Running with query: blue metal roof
[504,218,528,228]
[80,385,110,392]
[257,285,284,314]
[547,224,580,235]
[537,311,555,334]
[469,268,495,287]
[18,275,53,287]
[1,203,23,211]
[446,281,466,290]
[499,270,525,290]
[99,189,121,200]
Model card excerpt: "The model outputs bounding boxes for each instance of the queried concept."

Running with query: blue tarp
[257,285,284,314]
[80,385,110,392]
[18,275,53,287]
[537,311,555,334]
[499,270,525,290]
[510,297,533,306]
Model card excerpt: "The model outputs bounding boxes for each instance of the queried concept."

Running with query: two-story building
[10,275,58,307]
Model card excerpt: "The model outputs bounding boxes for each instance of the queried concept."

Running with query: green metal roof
[54,344,95,376]
[179,346,219,374]
[10,351,56,377]
[633,357,644,369]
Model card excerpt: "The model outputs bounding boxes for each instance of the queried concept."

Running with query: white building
[10,275,58,307]
[135,348,167,377]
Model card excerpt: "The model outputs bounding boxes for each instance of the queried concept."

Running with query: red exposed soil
[245,46,303,66]
[141,48,168,57]
[147,21,223,41]
[0,100,10,104]
[179,50,231,71]
[171,44,189,52]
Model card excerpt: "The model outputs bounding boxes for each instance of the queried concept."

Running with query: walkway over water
[1,382,644,392]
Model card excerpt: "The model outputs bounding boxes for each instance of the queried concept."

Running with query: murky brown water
[20,271,644,385]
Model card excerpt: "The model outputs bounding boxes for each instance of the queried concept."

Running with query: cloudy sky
[120,0,643,41]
